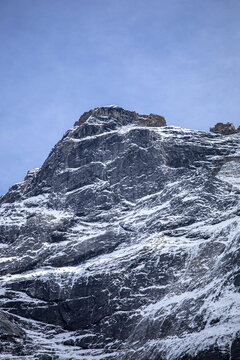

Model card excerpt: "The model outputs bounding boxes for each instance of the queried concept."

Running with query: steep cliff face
[0,106,240,360]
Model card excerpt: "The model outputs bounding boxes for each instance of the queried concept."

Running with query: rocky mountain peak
[75,105,166,128]
[0,108,240,359]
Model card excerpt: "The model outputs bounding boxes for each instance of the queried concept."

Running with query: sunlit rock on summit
[0,106,240,359]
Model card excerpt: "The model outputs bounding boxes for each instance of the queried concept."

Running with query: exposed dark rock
[0,106,240,359]
[75,105,166,128]
[0,311,25,341]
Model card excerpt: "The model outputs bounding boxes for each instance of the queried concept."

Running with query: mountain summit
[0,107,240,359]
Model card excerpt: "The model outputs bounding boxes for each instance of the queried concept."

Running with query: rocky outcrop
[210,122,239,135]
[0,106,240,359]
[75,105,166,127]
[138,113,166,127]
[0,311,25,341]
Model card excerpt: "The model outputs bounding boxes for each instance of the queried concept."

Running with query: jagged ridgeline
[0,106,240,360]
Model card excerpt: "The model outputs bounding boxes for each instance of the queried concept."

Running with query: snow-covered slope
[0,106,240,360]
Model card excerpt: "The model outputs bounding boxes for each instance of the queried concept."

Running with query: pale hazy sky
[1,0,240,195]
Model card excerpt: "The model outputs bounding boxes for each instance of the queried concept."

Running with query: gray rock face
[0,311,24,340]
[0,105,240,359]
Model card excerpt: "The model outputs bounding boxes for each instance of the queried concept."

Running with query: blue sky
[1,0,240,195]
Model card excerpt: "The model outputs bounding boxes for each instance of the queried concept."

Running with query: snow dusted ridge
[0,106,240,359]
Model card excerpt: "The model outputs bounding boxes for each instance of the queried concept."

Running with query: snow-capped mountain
[0,106,240,360]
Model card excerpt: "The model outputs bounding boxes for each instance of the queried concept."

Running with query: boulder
[210,122,236,135]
